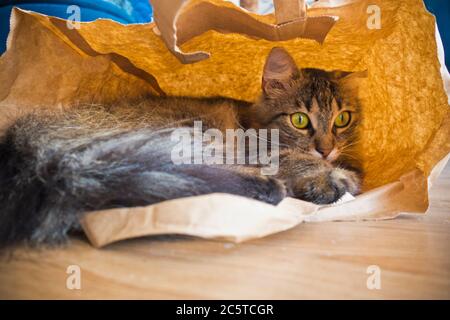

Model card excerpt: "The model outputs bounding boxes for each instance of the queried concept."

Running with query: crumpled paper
[0,0,448,247]
[151,0,339,63]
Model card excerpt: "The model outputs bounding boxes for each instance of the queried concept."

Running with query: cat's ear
[332,70,368,95]
[262,47,299,96]
[331,70,368,81]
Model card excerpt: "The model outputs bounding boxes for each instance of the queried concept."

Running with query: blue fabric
[0,0,153,54]
[424,0,450,68]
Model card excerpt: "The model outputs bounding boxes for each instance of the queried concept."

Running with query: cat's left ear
[262,47,299,96]
[332,70,368,95]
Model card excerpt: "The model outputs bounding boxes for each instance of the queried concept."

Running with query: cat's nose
[316,146,332,158]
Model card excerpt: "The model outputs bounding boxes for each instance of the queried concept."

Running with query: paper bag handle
[151,0,337,64]
[274,0,307,24]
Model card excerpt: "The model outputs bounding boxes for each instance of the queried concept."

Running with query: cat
[0,47,363,247]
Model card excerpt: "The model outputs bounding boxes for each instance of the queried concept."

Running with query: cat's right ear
[262,47,299,96]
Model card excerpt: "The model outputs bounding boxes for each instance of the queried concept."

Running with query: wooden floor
[1,164,449,299]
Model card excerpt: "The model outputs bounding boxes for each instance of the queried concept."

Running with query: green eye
[290,112,310,129]
[334,111,351,128]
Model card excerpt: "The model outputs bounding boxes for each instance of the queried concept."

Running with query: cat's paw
[255,176,288,205]
[288,168,361,205]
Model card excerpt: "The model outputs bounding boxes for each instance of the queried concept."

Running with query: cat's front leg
[276,151,361,204]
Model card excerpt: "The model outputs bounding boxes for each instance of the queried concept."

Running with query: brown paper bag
[0,0,448,248]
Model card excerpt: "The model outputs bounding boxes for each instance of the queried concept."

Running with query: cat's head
[249,47,366,166]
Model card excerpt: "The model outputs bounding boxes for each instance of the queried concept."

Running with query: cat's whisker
[338,152,360,161]
[339,141,361,152]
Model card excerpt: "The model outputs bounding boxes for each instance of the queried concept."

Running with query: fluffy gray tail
[0,113,285,247]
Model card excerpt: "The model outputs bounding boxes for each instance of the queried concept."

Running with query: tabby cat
[0,47,363,247]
